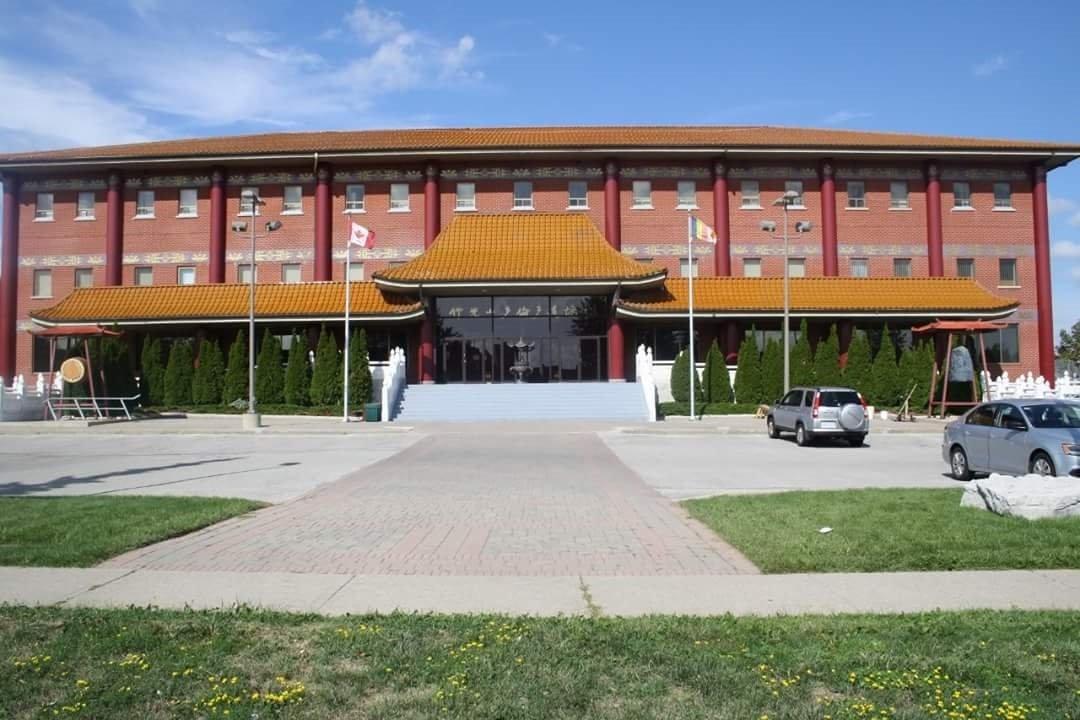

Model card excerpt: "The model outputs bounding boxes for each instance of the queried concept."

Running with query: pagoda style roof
[373,213,666,291]
[615,277,1019,319]
[30,282,423,326]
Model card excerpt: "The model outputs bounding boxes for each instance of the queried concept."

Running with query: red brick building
[1,126,1076,387]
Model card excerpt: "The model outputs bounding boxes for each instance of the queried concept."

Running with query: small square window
[851,258,869,277]
[347,262,365,281]
[237,264,256,284]
[178,188,198,216]
[513,181,533,209]
[676,180,697,208]
[389,183,410,211]
[32,269,52,297]
[281,263,302,284]
[988,324,1020,363]
[177,266,196,285]
[680,257,698,278]
[632,181,652,209]
[787,257,806,278]
[455,182,476,211]
[740,180,760,208]
[847,181,866,208]
[76,192,95,219]
[345,184,366,212]
[743,258,762,277]
[999,258,1018,286]
[890,181,910,209]
[74,267,94,288]
[993,182,1012,208]
[957,258,975,278]
[282,185,303,214]
[35,193,54,220]
[893,258,912,278]
[135,190,155,217]
[953,182,972,208]
[567,180,588,209]
[239,186,260,215]
[134,266,153,286]
[784,180,804,207]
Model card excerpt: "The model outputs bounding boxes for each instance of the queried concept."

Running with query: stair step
[392,382,647,422]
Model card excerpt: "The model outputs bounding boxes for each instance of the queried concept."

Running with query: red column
[424,162,440,248]
[1032,164,1055,383]
[820,159,838,276]
[837,320,854,368]
[209,168,226,283]
[712,160,731,276]
[0,174,19,380]
[925,161,944,277]
[419,311,435,383]
[608,316,625,381]
[604,159,621,250]
[724,322,741,363]
[105,172,124,286]
[314,164,332,281]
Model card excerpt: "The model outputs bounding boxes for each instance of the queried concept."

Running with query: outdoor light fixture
[759,220,777,233]
[771,189,802,395]
[231,220,248,232]
[795,221,813,233]
[265,220,282,232]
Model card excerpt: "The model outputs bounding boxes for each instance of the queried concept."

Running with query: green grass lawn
[1,607,1077,719]
[0,496,265,567]
[684,488,1080,573]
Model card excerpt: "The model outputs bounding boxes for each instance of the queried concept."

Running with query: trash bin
[364,402,381,422]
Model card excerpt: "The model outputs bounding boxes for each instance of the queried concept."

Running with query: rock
[961,474,1080,520]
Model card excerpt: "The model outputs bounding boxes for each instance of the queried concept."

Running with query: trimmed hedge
[660,401,761,417]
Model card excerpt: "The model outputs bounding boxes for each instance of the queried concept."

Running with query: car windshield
[818,391,861,407]
[1021,404,1080,429]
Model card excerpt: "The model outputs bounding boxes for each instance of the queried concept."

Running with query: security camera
[231,221,247,232]
[795,221,814,232]
[759,220,776,233]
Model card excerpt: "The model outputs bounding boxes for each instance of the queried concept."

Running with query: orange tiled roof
[30,282,423,324]
[2,125,1077,164]
[374,213,666,287]
[617,278,1018,316]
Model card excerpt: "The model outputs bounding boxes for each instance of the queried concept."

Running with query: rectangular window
[76,191,95,219]
[680,257,698,278]
[513,181,533,209]
[851,258,869,277]
[389,183,410,211]
[281,263,302,284]
[347,262,365,281]
[239,186,260,215]
[74,267,93,288]
[567,180,588,209]
[282,185,303,214]
[345,184,365,212]
[178,188,198,216]
[846,181,866,208]
[740,180,760,208]
[455,182,476,211]
[785,180,804,206]
[135,190,155,217]
[32,269,52,297]
[632,180,652,209]
[134,266,153,286]
[999,258,1018,286]
[743,257,762,277]
[35,193,54,220]
[956,258,975,278]
[993,182,1012,209]
[893,258,912,277]
[177,266,196,285]
[987,324,1020,363]
[890,181,910,209]
[953,182,972,208]
[237,264,256,284]
[676,180,697,208]
[788,257,806,278]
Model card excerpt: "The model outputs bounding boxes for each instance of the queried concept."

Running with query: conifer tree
[309,326,341,406]
[283,333,310,406]
[870,325,901,407]
[255,328,284,405]
[732,331,763,404]
[192,338,224,405]
[702,339,732,404]
[789,318,814,387]
[843,330,873,396]
[347,328,374,412]
[670,348,703,405]
[222,330,248,405]
[813,324,842,388]
[140,335,166,406]
[760,338,784,404]
[163,339,194,406]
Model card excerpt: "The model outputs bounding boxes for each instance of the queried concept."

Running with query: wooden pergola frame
[28,325,124,414]
[913,320,1006,419]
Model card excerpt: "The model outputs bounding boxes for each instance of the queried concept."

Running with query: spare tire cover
[838,403,864,431]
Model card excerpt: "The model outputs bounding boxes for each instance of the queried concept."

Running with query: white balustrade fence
[0,373,63,421]
[380,346,407,422]
[635,344,658,422]
[981,370,1080,401]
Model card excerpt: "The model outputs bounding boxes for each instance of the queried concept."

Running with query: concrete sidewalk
[3,566,1078,617]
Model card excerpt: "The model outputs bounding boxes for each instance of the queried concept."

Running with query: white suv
[767,386,869,447]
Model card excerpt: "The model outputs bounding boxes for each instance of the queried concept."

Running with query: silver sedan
[942,399,1080,480]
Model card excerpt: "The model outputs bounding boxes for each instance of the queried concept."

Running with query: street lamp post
[772,190,801,394]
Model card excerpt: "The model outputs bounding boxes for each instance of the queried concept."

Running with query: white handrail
[635,344,657,422]
[981,370,1080,401]
[380,347,407,421]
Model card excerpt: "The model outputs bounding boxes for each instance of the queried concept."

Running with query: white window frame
[389,183,410,212]
[740,180,761,209]
[846,181,866,209]
[133,266,153,286]
[631,180,653,209]
[567,180,588,209]
[282,185,303,215]
[993,182,1013,210]
[743,257,762,277]
[956,258,975,278]
[239,186,261,216]
[787,257,806,278]
[850,258,870,278]
[893,258,913,278]
[135,190,155,218]
[676,180,697,209]
[178,188,198,217]
[952,182,972,209]
[346,261,365,281]
[998,258,1019,287]
[74,267,94,289]
[344,184,366,213]
[281,263,302,284]
[32,269,52,298]
[237,263,257,284]
[512,181,534,210]
[889,181,910,209]
[455,182,477,211]
[679,256,699,278]
[177,266,196,286]
[35,193,54,221]
[784,180,805,208]
[76,191,95,220]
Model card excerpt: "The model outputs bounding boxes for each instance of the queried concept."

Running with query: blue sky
[1,0,1078,335]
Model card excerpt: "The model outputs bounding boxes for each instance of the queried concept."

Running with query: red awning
[29,325,124,338]
[912,320,1008,333]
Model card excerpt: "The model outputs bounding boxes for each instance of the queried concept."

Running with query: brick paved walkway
[104,432,756,576]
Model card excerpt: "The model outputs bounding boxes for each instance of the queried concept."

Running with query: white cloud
[1071,265,1080,281]
[346,1,405,44]
[1049,195,1077,215]
[1053,240,1080,258]
[543,33,563,47]
[439,35,482,83]
[1071,212,1080,228]
[973,54,1008,77]
[128,0,160,20]
[823,110,873,125]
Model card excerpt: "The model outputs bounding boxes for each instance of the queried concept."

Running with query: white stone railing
[380,346,407,422]
[635,344,658,422]
[0,373,63,421]
[981,370,1080,401]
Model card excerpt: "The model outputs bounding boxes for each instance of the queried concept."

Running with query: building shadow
[0,457,242,497]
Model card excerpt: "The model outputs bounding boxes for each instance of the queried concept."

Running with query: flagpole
[687,214,696,420]
[343,232,351,423]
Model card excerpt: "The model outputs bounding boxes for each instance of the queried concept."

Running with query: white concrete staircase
[393,382,648,422]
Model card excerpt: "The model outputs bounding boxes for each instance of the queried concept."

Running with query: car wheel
[848,434,866,447]
[950,445,972,481]
[795,423,811,447]
[767,416,780,439]
[1029,452,1057,477]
